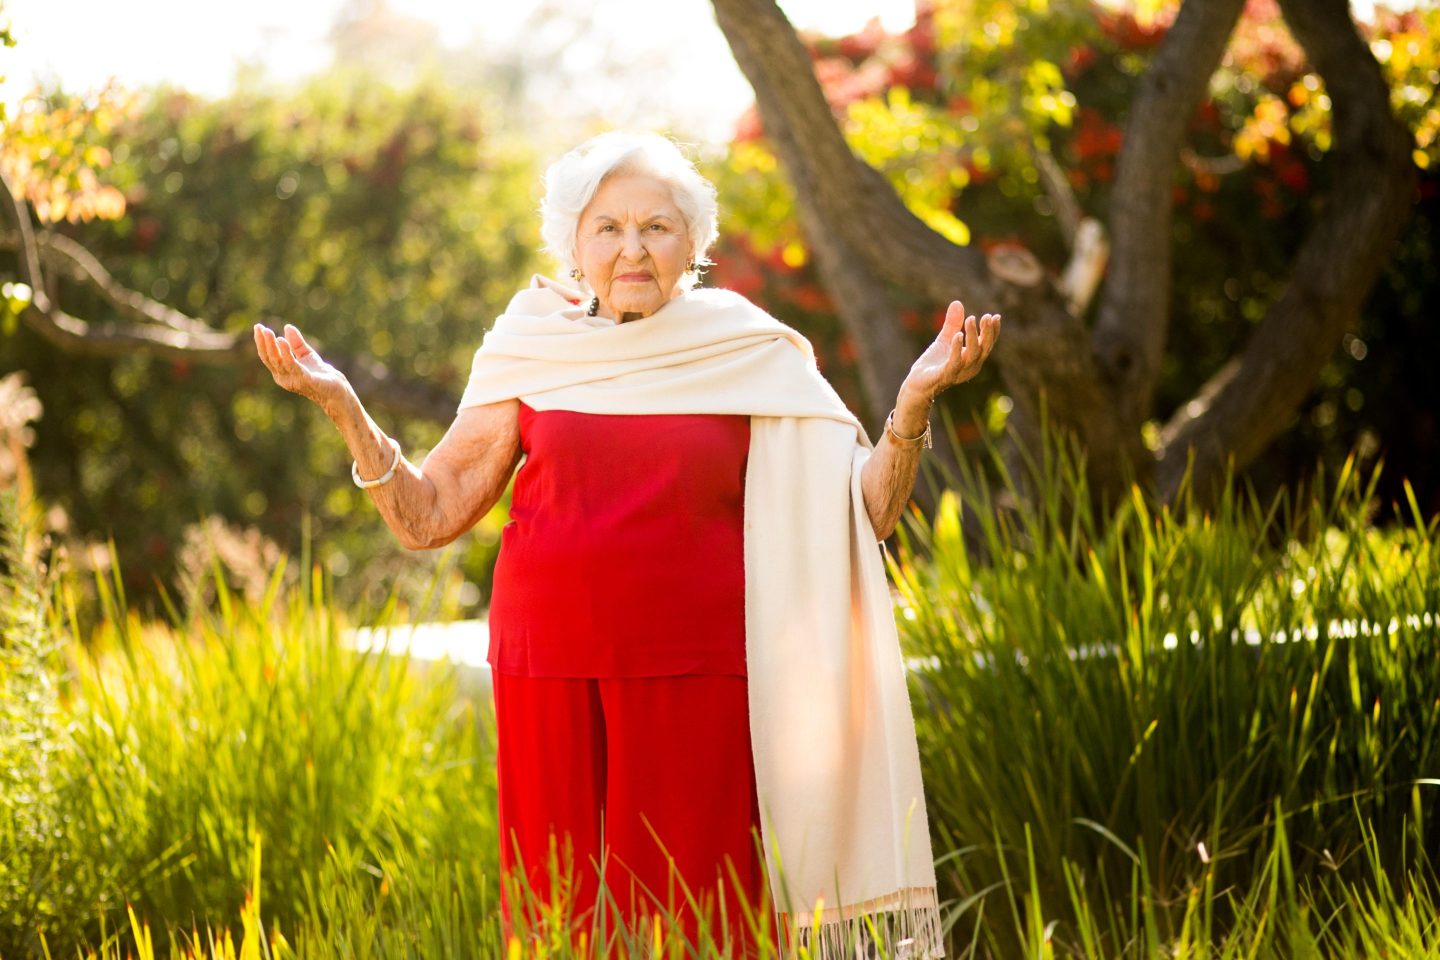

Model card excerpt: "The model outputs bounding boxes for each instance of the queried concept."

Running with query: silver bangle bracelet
[352,435,402,489]
[885,408,933,449]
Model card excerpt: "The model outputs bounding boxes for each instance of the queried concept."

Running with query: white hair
[539,132,719,291]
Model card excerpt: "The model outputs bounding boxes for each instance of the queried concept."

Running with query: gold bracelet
[352,435,402,488]
[885,408,932,449]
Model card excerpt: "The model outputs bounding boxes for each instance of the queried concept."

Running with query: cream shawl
[461,275,943,958]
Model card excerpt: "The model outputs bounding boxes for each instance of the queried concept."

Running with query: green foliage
[0,553,499,959]
[713,1,1440,508]
[0,492,86,953]
[892,422,1440,954]
[5,448,1440,955]
[1,73,540,612]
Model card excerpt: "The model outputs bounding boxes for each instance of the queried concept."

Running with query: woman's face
[575,173,691,321]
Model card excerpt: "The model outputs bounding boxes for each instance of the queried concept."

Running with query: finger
[255,325,280,368]
[980,314,1001,359]
[946,320,969,362]
[979,315,1002,359]
[283,323,312,358]
[939,300,966,339]
[274,335,300,368]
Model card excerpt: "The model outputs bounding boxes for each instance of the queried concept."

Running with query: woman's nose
[621,226,646,259]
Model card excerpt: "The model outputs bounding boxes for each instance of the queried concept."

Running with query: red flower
[837,18,886,62]
[733,107,763,143]
[1096,9,1171,49]
[1273,152,1310,193]
[1073,107,1124,161]
[906,17,937,57]
[786,283,833,313]
[888,51,939,91]
[1065,44,1097,77]
[135,216,161,252]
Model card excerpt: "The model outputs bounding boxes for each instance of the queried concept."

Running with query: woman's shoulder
[683,285,789,330]
[683,285,815,357]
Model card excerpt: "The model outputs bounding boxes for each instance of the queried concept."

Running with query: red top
[487,401,750,677]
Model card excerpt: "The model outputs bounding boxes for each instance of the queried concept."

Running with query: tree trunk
[1154,0,1417,502]
[711,0,1417,511]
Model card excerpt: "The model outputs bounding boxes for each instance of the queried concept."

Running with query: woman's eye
[599,224,614,232]
[648,222,667,232]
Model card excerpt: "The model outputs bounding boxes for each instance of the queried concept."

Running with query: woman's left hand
[902,300,1001,404]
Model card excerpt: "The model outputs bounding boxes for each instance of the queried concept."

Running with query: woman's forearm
[324,387,449,550]
[861,384,933,540]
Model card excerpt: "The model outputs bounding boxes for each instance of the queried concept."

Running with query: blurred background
[4,3,1440,957]
[0,0,1435,619]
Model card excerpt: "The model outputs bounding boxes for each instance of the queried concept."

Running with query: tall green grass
[0,531,501,957]
[4,430,1440,957]
[894,427,1440,955]
[0,491,100,952]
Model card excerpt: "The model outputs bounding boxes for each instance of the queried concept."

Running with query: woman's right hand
[253,323,352,413]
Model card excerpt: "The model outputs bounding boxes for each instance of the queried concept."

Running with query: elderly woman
[254,131,998,957]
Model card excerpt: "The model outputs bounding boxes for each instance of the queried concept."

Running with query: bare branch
[1092,0,1247,426]
[1156,0,1417,501]
[1032,142,1085,246]
[1058,219,1109,317]
[0,179,460,425]
[1032,140,1109,318]
[1179,147,1247,178]
[0,229,220,336]
[0,164,50,312]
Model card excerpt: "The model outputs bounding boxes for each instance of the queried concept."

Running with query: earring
[685,259,697,273]
[569,267,584,281]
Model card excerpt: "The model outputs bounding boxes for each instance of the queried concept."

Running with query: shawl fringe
[783,886,945,959]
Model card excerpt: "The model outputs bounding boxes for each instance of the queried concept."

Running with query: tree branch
[1,229,221,337]
[1156,0,1417,501]
[1092,0,1247,428]
[0,177,460,426]
[1033,142,1085,246]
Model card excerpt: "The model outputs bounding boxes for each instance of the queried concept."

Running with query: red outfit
[489,403,766,952]
[488,401,750,677]
[494,672,765,952]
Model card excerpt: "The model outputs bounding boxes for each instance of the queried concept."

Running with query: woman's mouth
[616,273,653,283]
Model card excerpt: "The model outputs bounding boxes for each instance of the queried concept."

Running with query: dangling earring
[587,296,600,316]
[569,267,584,281]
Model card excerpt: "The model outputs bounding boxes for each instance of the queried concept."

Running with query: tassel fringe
[782,885,945,959]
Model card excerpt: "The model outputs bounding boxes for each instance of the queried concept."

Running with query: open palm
[253,323,350,409]
[906,300,1000,401]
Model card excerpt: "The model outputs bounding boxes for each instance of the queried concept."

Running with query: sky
[0,0,1412,145]
[0,0,919,145]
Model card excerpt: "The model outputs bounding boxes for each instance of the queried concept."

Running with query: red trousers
[493,670,768,952]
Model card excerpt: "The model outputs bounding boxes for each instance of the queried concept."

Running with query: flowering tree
[709,0,1429,505]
